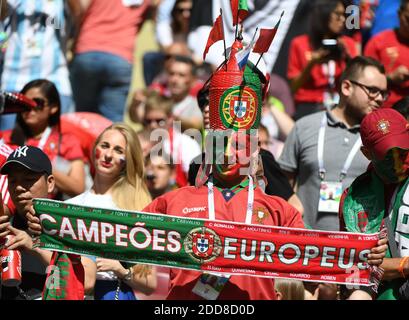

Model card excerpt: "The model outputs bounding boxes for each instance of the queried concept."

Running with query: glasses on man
[348,80,390,101]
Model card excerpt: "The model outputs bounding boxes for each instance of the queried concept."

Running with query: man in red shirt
[364,0,409,107]
[143,36,386,300]
[143,42,302,299]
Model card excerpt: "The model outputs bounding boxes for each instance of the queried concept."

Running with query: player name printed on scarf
[34,199,384,287]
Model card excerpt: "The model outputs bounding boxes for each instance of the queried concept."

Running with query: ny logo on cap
[13,146,28,158]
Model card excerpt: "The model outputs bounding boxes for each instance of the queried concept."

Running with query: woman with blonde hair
[275,278,305,300]
[66,123,157,300]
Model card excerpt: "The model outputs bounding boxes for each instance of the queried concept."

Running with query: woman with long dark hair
[1,79,85,198]
[288,0,359,120]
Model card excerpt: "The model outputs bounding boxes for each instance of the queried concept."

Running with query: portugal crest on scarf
[184,227,222,263]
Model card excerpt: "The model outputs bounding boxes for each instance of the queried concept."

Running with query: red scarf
[42,252,85,300]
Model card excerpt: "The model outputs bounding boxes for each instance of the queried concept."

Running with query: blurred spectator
[370,0,400,38]
[143,91,201,187]
[70,0,150,123]
[258,124,284,159]
[148,42,194,95]
[304,282,340,300]
[156,0,191,50]
[261,100,295,144]
[274,279,305,300]
[145,154,176,199]
[188,0,299,73]
[137,128,154,158]
[279,56,386,231]
[0,0,74,130]
[288,0,359,120]
[392,96,409,121]
[268,73,296,117]
[143,0,192,86]
[364,0,409,108]
[1,79,85,199]
[348,0,378,49]
[165,55,203,130]
[135,55,203,131]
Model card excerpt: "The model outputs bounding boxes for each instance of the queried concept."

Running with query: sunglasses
[31,97,48,111]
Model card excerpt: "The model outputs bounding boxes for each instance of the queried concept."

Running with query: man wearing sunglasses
[365,0,409,108]
[279,56,388,232]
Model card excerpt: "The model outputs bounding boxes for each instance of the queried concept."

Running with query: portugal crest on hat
[184,227,222,263]
[377,119,390,134]
[220,86,258,130]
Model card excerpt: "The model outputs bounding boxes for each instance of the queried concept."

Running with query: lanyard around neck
[208,175,254,224]
[318,113,362,181]
[37,126,52,151]
[322,60,336,90]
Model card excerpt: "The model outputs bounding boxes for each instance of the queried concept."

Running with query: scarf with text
[33,199,383,289]
[341,170,409,299]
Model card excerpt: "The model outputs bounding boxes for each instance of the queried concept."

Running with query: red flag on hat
[203,13,224,61]
[253,11,284,54]
[230,0,248,26]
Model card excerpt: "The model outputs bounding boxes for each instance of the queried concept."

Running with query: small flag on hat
[235,28,257,70]
[203,13,225,61]
[230,0,248,26]
[253,11,284,54]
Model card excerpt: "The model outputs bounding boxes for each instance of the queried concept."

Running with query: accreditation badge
[318,181,343,213]
[192,272,231,300]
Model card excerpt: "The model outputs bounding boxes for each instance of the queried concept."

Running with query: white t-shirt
[163,130,201,173]
[66,190,119,281]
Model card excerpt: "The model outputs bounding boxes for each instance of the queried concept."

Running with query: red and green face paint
[211,130,258,183]
[372,148,409,183]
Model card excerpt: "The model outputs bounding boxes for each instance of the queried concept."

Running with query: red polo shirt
[288,35,358,104]
[143,182,304,300]
[364,29,409,108]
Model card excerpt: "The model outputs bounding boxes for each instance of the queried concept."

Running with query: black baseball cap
[1,145,52,176]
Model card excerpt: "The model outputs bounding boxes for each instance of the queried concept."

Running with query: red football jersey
[364,29,409,108]
[143,184,304,300]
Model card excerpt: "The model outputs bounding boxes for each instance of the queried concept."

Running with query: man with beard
[279,56,388,231]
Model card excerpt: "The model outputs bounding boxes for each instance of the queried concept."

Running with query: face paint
[213,131,257,183]
[95,148,101,160]
[119,155,126,167]
[373,148,409,183]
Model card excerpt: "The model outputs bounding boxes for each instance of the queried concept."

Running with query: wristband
[398,256,409,279]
